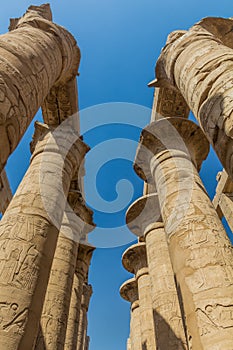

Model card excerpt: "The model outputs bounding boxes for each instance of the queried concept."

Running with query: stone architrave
[155,18,233,179]
[135,117,233,349]
[126,194,188,349]
[122,243,156,350]
[120,278,142,350]
[65,244,94,350]
[0,169,12,214]
[213,169,233,233]
[35,188,94,350]
[76,283,93,350]
[0,121,88,350]
[0,4,80,172]
[143,84,190,196]
[147,86,190,122]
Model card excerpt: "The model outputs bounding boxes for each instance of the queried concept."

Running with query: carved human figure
[135,117,233,349]
[0,121,88,350]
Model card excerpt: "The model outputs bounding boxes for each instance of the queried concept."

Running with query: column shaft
[65,246,94,350]
[76,284,92,350]
[35,235,79,349]
[151,146,233,348]
[0,122,86,349]
[137,268,157,349]
[145,223,188,349]
[130,301,142,350]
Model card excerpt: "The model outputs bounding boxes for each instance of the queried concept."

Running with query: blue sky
[1,1,233,350]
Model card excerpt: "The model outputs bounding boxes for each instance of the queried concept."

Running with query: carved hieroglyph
[0,122,88,350]
[126,194,188,349]
[135,117,233,349]
[0,4,80,172]
[155,18,233,179]
[122,242,156,350]
[36,183,94,350]
[148,86,190,122]
[0,169,12,214]
[120,278,142,350]
[65,244,94,350]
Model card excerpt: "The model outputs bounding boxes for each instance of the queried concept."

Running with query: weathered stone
[120,278,142,350]
[155,18,233,179]
[135,117,233,349]
[76,283,93,350]
[126,194,188,349]
[0,4,80,172]
[213,169,233,232]
[0,122,88,349]
[65,244,94,350]
[122,242,156,350]
[0,169,12,214]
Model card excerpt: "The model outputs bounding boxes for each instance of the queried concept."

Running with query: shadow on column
[34,324,46,349]
[152,310,186,350]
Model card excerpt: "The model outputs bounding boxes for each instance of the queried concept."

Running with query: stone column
[76,283,93,350]
[120,278,142,350]
[84,335,90,350]
[155,18,233,179]
[0,169,12,214]
[127,338,131,350]
[135,117,233,349]
[65,244,94,350]
[35,190,94,350]
[122,243,156,350]
[126,193,188,349]
[213,169,233,232]
[0,4,80,172]
[0,121,88,349]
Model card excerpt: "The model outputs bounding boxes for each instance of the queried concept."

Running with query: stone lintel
[213,169,233,211]
[122,242,147,274]
[148,86,190,121]
[120,278,138,303]
[126,193,162,236]
[68,190,95,231]
[42,78,80,127]
[134,117,209,181]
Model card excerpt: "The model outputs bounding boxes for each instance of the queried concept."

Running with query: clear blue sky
[1,1,233,350]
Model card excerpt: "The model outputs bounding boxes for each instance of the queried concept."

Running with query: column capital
[30,121,90,178]
[9,3,80,84]
[120,277,138,303]
[76,244,95,279]
[126,193,162,237]
[134,117,209,182]
[67,189,95,235]
[122,242,148,274]
[81,284,93,311]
